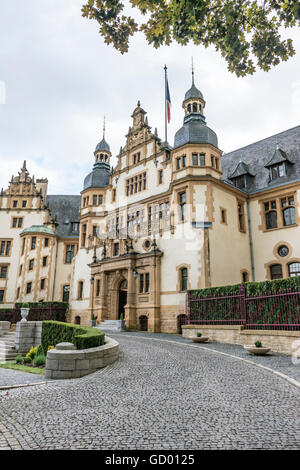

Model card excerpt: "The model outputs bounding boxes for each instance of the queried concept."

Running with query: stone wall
[45,336,119,380]
[15,321,42,353]
[182,324,300,356]
[0,322,11,335]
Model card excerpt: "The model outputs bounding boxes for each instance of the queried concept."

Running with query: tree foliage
[82,0,300,76]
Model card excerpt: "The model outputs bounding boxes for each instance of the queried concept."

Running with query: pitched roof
[46,195,81,239]
[222,125,300,193]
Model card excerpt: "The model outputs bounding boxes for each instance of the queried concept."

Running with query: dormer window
[232,175,247,190]
[270,162,286,180]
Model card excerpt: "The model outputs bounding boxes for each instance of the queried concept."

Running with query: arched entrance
[139,315,148,331]
[177,314,187,334]
[118,279,127,320]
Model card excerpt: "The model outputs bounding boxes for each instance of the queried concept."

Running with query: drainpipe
[51,238,59,301]
[247,199,255,282]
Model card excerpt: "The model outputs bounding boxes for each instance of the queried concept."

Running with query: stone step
[97,320,126,332]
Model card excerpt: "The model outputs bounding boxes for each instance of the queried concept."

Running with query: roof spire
[191,57,194,85]
[103,116,106,140]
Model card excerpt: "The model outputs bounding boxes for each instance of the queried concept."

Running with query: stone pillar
[126,268,136,329]
[15,321,43,353]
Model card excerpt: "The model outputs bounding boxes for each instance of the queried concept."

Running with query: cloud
[0,0,299,194]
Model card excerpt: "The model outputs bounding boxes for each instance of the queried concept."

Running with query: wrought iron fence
[186,285,300,331]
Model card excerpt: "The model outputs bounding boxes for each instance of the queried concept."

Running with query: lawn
[0,362,45,375]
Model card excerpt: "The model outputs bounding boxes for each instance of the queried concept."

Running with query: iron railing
[187,285,300,331]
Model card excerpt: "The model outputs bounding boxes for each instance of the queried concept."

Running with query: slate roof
[222,125,300,194]
[46,195,81,239]
[95,138,110,153]
[83,163,110,190]
[184,83,204,101]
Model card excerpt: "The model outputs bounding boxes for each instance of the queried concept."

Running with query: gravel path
[0,332,299,450]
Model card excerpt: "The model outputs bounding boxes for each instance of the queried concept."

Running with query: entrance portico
[89,249,163,332]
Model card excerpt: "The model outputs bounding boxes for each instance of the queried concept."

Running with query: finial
[137,100,140,107]
[22,160,27,171]
[103,116,106,140]
[191,57,194,85]
[154,127,158,136]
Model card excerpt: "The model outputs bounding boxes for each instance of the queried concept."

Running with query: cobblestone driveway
[0,333,299,450]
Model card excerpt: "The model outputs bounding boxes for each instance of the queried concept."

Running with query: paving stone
[0,332,299,450]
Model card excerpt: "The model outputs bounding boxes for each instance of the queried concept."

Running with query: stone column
[125,267,136,329]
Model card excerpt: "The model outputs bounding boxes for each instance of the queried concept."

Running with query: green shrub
[15,355,24,364]
[41,321,105,352]
[24,356,32,364]
[255,341,262,348]
[189,276,300,299]
[34,354,46,367]
[26,347,38,360]
[22,303,30,308]
[196,332,202,337]
[37,345,44,356]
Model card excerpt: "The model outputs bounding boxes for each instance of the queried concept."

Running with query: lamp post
[90,276,96,326]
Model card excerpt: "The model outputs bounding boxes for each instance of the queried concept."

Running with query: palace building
[1,77,300,333]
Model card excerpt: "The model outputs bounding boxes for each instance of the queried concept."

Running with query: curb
[111,333,300,390]
[0,381,54,391]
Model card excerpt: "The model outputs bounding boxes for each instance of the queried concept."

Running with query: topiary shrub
[41,321,105,353]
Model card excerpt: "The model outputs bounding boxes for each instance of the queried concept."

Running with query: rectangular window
[31,237,36,250]
[42,256,47,267]
[113,243,119,257]
[0,266,7,279]
[176,158,181,170]
[221,208,227,224]
[200,154,205,166]
[0,290,4,302]
[45,238,49,247]
[139,274,144,293]
[179,192,186,222]
[12,217,23,228]
[145,273,150,293]
[99,195,103,205]
[78,281,84,300]
[96,279,101,297]
[0,240,11,256]
[238,201,246,232]
[40,278,45,290]
[93,195,98,205]
[65,245,75,263]
[29,259,34,271]
[13,200,18,208]
[26,282,32,294]
[182,156,187,167]
[192,154,198,166]
[126,172,146,196]
[19,265,23,276]
[22,200,27,208]
[158,170,163,184]
[82,224,87,248]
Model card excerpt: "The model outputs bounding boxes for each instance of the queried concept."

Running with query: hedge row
[15,302,68,309]
[189,276,300,299]
[41,321,105,353]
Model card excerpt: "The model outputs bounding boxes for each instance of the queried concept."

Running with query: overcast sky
[1,0,300,195]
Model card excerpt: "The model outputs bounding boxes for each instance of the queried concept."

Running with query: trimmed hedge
[189,276,300,299]
[41,321,105,353]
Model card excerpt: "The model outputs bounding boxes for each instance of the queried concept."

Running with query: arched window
[270,264,282,280]
[187,104,191,113]
[192,103,197,112]
[288,263,300,277]
[180,267,188,291]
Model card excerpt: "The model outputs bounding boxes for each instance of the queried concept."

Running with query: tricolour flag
[166,78,171,124]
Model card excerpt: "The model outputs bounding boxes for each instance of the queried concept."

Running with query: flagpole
[164,64,167,143]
